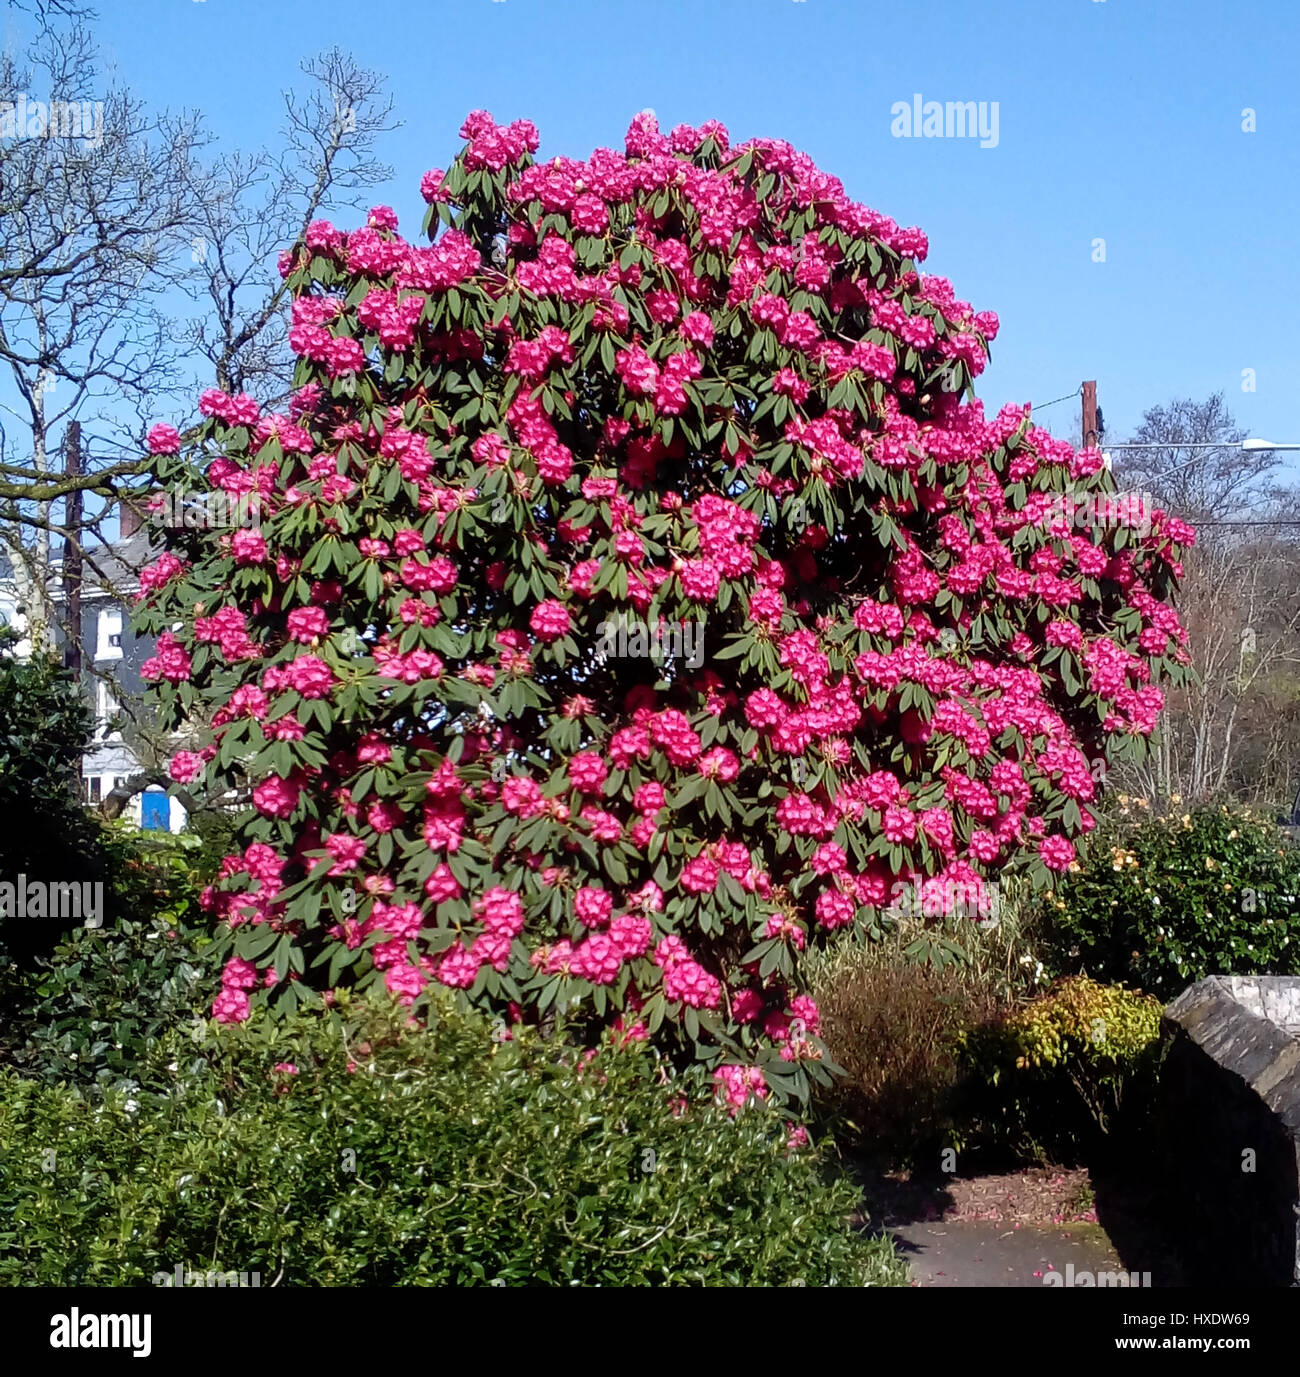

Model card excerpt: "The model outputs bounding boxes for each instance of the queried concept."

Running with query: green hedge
[0,997,905,1287]
[1039,804,1300,997]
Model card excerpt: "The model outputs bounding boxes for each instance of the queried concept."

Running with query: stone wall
[1159,976,1300,1287]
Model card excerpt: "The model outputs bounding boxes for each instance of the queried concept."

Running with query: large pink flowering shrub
[137,111,1192,1103]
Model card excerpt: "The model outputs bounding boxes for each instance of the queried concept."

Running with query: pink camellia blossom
[471,931,512,971]
[221,956,260,989]
[199,388,230,419]
[631,881,665,912]
[357,734,392,764]
[212,987,251,1023]
[567,751,607,794]
[232,529,268,565]
[386,963,428,1004]
[615,346,658,396]
[476,886,525,936]
[366,799,403,834]
[252,775,301,820]
[713,1064,768,1113]
[226,684,269,720]
[699,747,739,782]
[574,886,614,927]
[325,336,366,376]
[680,312,715,348]
[882,806,917,844]
[632,781,666,816]
[1039,835,1077,871]
[680,855,719,895]
[138,552,186,598]
[571,932,622,984]
[323,833,367,875]
[436,945,480,989]
[663,958,721,1009]
[284,656,334,699]
[815,888,856,930]
[609,914,651,959]
[501,775,543,818]
[140,632,191,684]
[425,863,462,904]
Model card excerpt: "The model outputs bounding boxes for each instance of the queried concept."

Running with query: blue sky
[84,0,1300,460]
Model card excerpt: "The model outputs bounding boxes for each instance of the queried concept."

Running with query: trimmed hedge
[0,996,905,1287]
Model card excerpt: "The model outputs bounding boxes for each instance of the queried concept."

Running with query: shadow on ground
[847,1153,1189,1287]
[1089,1161,1189,1286]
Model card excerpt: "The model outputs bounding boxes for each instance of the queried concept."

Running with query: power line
[1030,387,1082,413]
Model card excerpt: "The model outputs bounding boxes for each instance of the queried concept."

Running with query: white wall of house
[81,764,187,833]
[0,578,32,657]
[9,538,187,836]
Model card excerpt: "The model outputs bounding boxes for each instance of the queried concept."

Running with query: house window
[96,679,121,740]
[86,776,102,804]
[96,607,123,660]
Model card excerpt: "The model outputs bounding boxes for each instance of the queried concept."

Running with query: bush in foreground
[0,654,104,962]
[0,996,905,1286]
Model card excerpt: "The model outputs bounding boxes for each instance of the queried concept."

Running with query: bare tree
[184,47,397,398]
[1111,395,1300,808]
[0,22,395,626]
[1113,392,1280,529]
[0,13,396,823]
[0,20,202,645]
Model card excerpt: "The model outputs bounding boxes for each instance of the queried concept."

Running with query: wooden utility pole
[62,421,85,801]
[62,421,83,675]
[1081,380,1098,450]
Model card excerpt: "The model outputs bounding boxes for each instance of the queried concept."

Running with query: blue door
[141,792,169,831]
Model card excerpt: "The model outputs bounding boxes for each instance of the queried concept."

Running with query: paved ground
[892,1219,1128,1288]
[851,1162,1179,1287]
